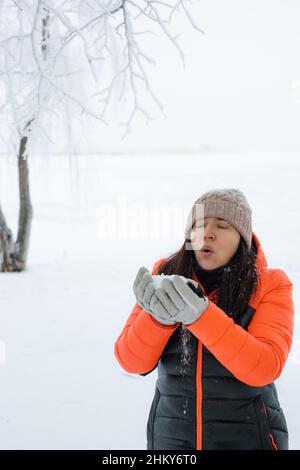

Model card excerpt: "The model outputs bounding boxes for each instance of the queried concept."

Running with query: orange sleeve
[187,269,294,386]
[114,259,180,374]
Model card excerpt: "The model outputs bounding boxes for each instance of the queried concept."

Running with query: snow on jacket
[114,232,294,450]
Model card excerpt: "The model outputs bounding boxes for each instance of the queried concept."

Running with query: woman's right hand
[133,267,178,326]
[133,267,155,313]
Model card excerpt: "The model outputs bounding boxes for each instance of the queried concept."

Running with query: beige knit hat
[185,188,253,251]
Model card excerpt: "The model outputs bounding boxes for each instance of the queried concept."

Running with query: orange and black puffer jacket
[114,233,294,450]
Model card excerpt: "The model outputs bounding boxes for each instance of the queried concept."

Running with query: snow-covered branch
[0,0,204,149]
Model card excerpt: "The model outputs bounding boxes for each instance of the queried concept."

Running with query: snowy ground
[0,151,299,449]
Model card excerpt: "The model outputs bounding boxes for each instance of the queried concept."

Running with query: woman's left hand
[152,275,210,325]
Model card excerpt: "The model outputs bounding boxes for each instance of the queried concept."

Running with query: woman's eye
[193,223,228,229]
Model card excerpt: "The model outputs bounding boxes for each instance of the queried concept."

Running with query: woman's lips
[200,247,215,257]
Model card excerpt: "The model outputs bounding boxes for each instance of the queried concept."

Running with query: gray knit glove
[153,275,210,325]
[133,267,178,325]
[133,267,156,312]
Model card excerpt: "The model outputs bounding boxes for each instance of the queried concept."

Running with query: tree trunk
[0,135,33,272]
[0,204,15,272]
[15,135,33,270]
[0,7,49,273]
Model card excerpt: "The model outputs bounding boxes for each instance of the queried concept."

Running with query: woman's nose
[204,227,216,240]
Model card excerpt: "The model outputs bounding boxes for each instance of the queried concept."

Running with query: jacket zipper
[196,341,203,450]
[254,397,278,450]
[262,401,278,451]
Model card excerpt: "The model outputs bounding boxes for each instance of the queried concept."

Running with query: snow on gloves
[133,266,210,326]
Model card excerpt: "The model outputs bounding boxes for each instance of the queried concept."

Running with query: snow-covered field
[0,151,299,449]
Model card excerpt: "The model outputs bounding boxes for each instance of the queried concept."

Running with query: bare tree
[0,0,204,272]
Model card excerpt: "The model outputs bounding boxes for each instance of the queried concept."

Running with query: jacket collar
[252,231,268,272]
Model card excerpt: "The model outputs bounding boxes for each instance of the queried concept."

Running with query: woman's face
[191,217,241,270]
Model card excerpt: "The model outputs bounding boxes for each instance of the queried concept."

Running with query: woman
[114,188,294,450]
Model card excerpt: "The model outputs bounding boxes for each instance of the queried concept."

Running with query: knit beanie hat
[185,188,253,251]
